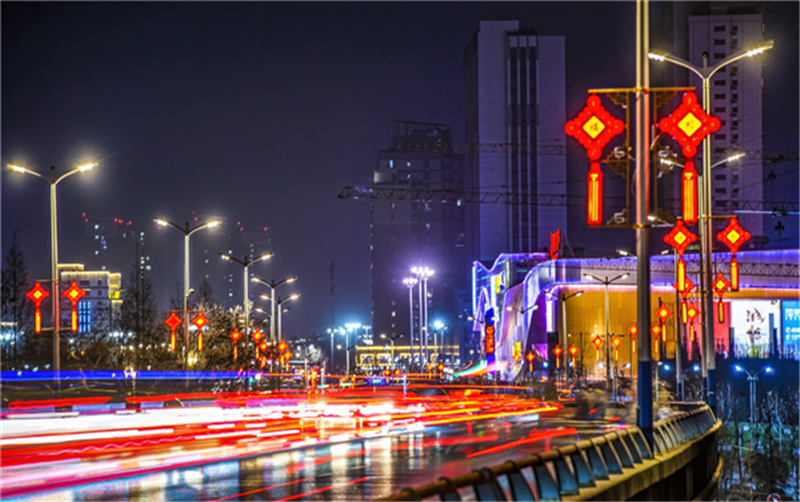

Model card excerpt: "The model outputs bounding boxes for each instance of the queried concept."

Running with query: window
[731,67,738,77]
[715,188,727,194]
[731,94,738,103]
[714,107,726,113]
[714,53,725,59]
[714,39,725,45]
[714,94,726,100]
[714,79,726,86]
[732,135,739,142]
[78,302,92,334]
[731,26,738,36]
[732,107,739,115]
[731,80,738,90]
[714,25,726,32]
[714,134,726,140]
[389,160,393,169]
[715,174,727,180]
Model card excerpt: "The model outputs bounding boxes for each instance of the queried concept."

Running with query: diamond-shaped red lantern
[664,220,697,255]
[656,304,672,321]
[191,312,210,352]
[250,328,265,343]
[229,328,243,361]
[717,217,751,254]
[713,272,730,297]
[658,91,721,158]
[680,276,696,298]
[592,336,604,349]
[552,344,563,370]
[627,322,638,337]
[651,322,663,338]
[565,95,625,161]
[165,312,182,352]
[686,303,699,322]
[61,281,86,333]
[26,282,51,334]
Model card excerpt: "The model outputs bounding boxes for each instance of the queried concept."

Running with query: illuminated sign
[681,161,699,224]
[484,308,496,365]
[164,312,182,352]
[731,300,780,359]
[550,229,561,260]
[191,312,210,352]
[26,282,50,334]
[658,91,721,158]
[62,281,86,333]
[564,95,625,161]
[782,300,800,355]
[587,163,604,226]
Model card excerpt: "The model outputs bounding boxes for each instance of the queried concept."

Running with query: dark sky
[3,2,797,338]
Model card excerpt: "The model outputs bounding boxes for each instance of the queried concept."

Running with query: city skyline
[3,2,797,338]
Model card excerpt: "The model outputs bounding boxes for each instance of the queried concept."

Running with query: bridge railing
[381,404,720,501]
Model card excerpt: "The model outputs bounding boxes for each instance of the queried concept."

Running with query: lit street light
[220,251,273,364]
[402,277,418,363]
[8,162,98,376]
[545,289,584,390]
[380,333,405,367]
[584,273,629,397]
[155,217,221,369]
[734,364,773,424]
[411,267,434,363]
[251,276,297,343]
[650,39,774,407]
[258,293,299,343]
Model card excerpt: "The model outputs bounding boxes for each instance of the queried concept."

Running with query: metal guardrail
[381,404,718,501]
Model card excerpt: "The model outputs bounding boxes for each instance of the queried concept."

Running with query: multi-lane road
[1,385,624,501]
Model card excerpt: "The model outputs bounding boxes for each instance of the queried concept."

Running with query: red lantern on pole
[552,344,563,370]
[716,217,751,255]
[663,219,697,256]
[730,256,740,292]
[62,281,86,333]
[526,351,535,372]
[549,229,561,260]
[26,282,50,334]
[564,95,625,161]
[228,328,243,361]
[611,336,622,362]
[165,312,183,352]
[250,328,265,356]
[713,272,731,322]
[592,336,604,360]
[191,312,210,352]
[628,322,638,354]
[681,161,699,224]
[658,91,721,158]
[568,345,578,366]
[587,163,604,226]
[655,304,672,322]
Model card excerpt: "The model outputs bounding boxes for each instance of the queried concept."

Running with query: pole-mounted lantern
[628,322,638,353]
[717,217,750,292]
[552,344,563,370]
[611,336,622,362]
[592,335,604,360]
[62,281,86,333]
[191,312,210,352]
[228,328,243,361]
[658,91,721,158]
[526,351,535,373]
[681,161,699,224]
[165,312,183,352]
[26,282,50,334]
[713,272,731,322]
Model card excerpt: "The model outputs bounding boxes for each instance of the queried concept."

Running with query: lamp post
[411,267,434,363]
[343,323,361,376]
[251,276,297,343]
[546,290,584,389]
[8,162,98,376]
[381,333,404,367]
[649,39,774,408]
[734,364,773,424]
[584,273,629,397]
[403,277,418,364]
[220,252,273,365]
[155,217,221,369]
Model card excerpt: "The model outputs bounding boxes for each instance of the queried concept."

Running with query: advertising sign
[782,300,800,359]
[730,300,780,359]
[484,308,496,366]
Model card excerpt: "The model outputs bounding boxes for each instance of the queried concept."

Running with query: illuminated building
[463,20,567,261]
[57,263,122,335]
[370,121,469,353]
[80,213,149,274]
[471,249,800,381]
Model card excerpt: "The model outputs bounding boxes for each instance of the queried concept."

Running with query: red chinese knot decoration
[664,220,697,255]
[228,328,243,361]
[681,161,699,224]
[191,312,210,352]
[26,281,50,334]
[62,281,86,333]
[564,95,624,161]
[658,91,721,158]
[552,344,563,369]
[164,312,183,352]
[656,304,672,322]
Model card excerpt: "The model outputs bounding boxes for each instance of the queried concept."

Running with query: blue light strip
[0,370,255,382]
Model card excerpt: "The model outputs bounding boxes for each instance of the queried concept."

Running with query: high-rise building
[662,3,767,240]
[463,21,567,262]
[370,120,469,354]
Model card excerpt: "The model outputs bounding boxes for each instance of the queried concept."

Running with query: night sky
[3,2,797,338]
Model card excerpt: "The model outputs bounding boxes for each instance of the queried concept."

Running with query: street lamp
[402,277,419,363]
[251,276,297,343]
[155,217,221,369]
[659,151,745,170]
[584,273,629,396]
[8,162,98,375]
[411,267,434,363]
[650,40,774,407]
[545,289,584,390]
[734,364,773,424]
[380,333,404,367]
[220,251,273,364]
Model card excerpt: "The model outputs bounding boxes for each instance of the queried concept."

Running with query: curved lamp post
[584,273,629,397]
[251,275,297,343]
[9,162,98,375]
[155,217,221,369]
[734,364,773,424]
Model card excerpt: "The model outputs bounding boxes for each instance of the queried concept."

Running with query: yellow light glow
[677,113,702,137]
[77,163,97,172]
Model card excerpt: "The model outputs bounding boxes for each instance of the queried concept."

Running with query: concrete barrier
[381,404,720,501]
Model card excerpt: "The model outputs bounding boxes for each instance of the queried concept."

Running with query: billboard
[730,300,780,359]
[782,300,800,359]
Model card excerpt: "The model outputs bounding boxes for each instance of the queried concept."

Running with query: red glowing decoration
[674,257,689,293]
[164,312,183,352]
[259,341,268,353]
[651,322,663,338]
[526,351,535,372]
[568,345,578,366]
[564,95,625,161]
[680,276,696,298]
[713,272,730,297]
[655,304,672,322]
[681,162,699,224]
[228,328,243,360]
[686,303,699,322]
[586,163,604,226]
[552,344,563,370]
[26,282,50,334]
[592,335,604,359]
[278,340,288,354]
[191,312,210,352]
[627,322,638,337]
[611,336,622,361]
[663,220,697,256]
[658,91,721,158]
[250,328,265,343]
[62,281,86,333]
[717,217,751,255]
[549,229,561,260]
[730,256,739,292]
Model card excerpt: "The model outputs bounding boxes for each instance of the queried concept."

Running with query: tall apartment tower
[463,21,567,262]
[675,3,766,239]
[370,120,468,351]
